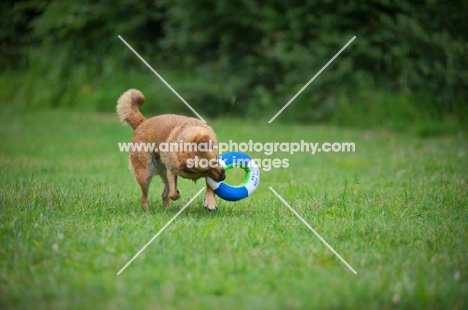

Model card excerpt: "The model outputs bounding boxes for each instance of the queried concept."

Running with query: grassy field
[1,107,467,309]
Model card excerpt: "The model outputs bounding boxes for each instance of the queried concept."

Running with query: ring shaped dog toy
[207,152,260,201]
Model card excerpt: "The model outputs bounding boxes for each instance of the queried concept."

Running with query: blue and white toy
[207,152,260,201]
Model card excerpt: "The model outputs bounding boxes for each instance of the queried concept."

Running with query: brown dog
[116,89,225,210]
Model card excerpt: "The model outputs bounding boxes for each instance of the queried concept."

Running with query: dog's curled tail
[116,89,146,130]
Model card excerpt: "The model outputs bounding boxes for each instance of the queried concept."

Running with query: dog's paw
[169,191,181,201]
[140,197,149,210]
[204,199,218,211]
[204,204,218,211]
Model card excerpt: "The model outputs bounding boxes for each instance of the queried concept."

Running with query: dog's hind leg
[135,170,153,210]
[130,154,154,210]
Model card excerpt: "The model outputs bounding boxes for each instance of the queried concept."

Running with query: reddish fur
[117,89,225,210]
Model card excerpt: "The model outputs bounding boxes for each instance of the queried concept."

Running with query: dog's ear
[192,133,211,143]
[193,133,215,153]
[178,155,197,174]
[179,162,196,174]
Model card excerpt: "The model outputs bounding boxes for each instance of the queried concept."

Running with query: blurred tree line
[1,0,467,131]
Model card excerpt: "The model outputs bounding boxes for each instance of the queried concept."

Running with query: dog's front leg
[204,179,218,211]
[166,170,181,201]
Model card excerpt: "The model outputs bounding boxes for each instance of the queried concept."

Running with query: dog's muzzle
[217,170,226,182]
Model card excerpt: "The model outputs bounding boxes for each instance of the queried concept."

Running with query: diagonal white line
[117,187,205,275]
[268,36,356,123]
[118,35,207,123]
[269,187,357,274]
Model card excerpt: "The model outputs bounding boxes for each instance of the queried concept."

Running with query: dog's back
[133,114,208,145]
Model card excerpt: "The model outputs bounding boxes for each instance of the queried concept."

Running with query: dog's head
[176,129,225,182]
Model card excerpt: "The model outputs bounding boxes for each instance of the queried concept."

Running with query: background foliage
[1,0,467,133]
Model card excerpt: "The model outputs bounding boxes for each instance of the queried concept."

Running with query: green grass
[3,66,466,136]
[1,107,467,309]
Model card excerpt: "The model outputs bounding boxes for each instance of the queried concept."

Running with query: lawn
[1,107,467,309]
